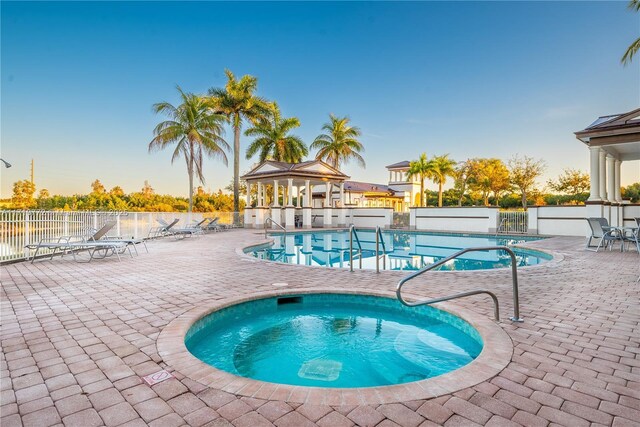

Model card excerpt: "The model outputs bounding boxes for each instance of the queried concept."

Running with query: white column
[614,160,622,202]
[325,183,332,207]
[339,182,345,207]
[389,171,393,182]
[245,183,251,206]
[607,155,615,204]
[599,149,607,202]
[287,179,293,206]
[296,186,302,208]
[273,180,280,207]
[588,147,601,201]
[305,180,311,207]
[257,182,263,206]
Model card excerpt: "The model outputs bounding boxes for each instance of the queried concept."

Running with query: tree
[110,186,125,197]
[150,86,229,212]
[91,179,106,195]
[38,189,50,199]
[208,69,270,215]
[311,114,365,169]
[452,160,474,206]
[547,168,590,201]
[508,155,546,208]
[142,181,155,197]
[407,153,435,207]
[430,154,457,207]
[622,182,640,202]
[11,180,36,209]
[468,158,510,206]
[245,103,308,163]
[622,0,640,65]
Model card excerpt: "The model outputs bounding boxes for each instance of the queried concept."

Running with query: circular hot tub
[158,290,513,403]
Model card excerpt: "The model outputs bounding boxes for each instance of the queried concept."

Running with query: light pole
[0,159,11,168]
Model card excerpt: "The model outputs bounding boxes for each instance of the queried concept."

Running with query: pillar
[339,182,344,207]
[607,155,615,204]
[296,186,302,208]
[325,183,332,208]
[257,182,264,206]
[614,159,622,202]
[287,179,293,206]
[599,149,607,202]
[273,180,280,207]
[588,146,601,202]
[303,180,312,229]
[324,182,333,227]
[305,181,312,207]
[244,182,253,227]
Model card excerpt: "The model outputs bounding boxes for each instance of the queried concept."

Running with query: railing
[497,210,528,234]
[349,225,363,271]
[375,226,387,273]
[0,210,242,263]
[396,246,523,322]
[264,217,286,237]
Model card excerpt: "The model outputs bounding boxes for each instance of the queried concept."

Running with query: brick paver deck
[1,230,638,426]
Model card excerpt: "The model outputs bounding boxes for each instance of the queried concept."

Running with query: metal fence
[497,210,528,234]
[0,210,243,263]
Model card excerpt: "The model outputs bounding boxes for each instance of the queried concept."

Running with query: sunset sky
[1,1,638,198]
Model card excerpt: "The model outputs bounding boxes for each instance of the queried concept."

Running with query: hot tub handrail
[264,217,286,237]
[349,225,363,271]
[396,245,523,322]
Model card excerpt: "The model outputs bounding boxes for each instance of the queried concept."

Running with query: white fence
[0,210,241,263]
[497,210,528,234]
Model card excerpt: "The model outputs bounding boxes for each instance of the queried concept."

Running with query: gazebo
[241,160,350,229]
[575,107,640,224]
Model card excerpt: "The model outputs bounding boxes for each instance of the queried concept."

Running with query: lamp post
[0,159,11,168]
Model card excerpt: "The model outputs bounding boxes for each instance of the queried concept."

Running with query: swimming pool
[248,230,550,271]
[185,293,483,388]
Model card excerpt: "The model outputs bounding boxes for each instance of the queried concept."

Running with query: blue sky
[1,1,638,198]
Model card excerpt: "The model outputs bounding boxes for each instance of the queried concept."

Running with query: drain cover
[298,359,342,381]
[142,370,173,386]
[271,282,289,287]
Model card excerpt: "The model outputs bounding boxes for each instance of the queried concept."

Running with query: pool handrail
[396,245,523,322]
[264,217,286,237]
[349,225,363,271]
[375,226,387,273]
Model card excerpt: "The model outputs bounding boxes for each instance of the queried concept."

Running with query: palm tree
[149,87,229,212]
[407,153,435,207]
[245,103,308,163]
[622,0,640,65]
[208,69,270,215]
[311,114,365,169]
[430,154,457,207]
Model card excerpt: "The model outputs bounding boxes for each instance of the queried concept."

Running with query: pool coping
[157,288,513,404]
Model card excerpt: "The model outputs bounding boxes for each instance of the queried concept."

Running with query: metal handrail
[496,217,506,237]
[375,226,387,273]
[349,225,363,271]
[396,245,523,322]
[264,217,286,237]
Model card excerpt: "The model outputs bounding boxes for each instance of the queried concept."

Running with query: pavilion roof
[241,159,350,182]
[574,107,640,161]
[386,160,410,169]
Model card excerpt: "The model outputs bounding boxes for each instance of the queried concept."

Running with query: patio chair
[622,218,640,253]
[25,236,73,263]
[148,218,179,238]
[171,218,209,238]
[66,240,132,262]
[586,217,621,252]
[205,217,224,232]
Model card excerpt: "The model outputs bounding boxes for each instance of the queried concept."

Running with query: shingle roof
[385,161,410,169]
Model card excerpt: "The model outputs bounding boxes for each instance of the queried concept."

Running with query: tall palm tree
[407,153,435,207]
[149,87,229,212]
[208,69,270,215]
[430,154,457,207]
[622,0,640,65]
[245,103,308,163]
[311,114,365,169]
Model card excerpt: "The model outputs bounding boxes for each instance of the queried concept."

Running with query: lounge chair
[586,217,621,252]
[66,240,132,262]
[205,217,224,232]
[148,218,179,238]
[622,218,640,253]
[171,219,209,238]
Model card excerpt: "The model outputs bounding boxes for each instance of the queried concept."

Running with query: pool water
[249,230,549,271]
[185,294,483,388]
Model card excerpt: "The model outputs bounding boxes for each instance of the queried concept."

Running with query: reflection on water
[251,230,548,271]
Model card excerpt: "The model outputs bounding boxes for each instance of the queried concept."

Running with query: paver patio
[1,229,638,427]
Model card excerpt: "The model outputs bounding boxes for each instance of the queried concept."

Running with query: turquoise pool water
[249,230,549,271]
[185,294,483,388]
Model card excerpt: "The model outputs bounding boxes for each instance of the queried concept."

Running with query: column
[607,155,615,204]
[244,182,253,228]
[296,186,302,208]
[588,147,601,201]
[273,180,280,207]
[323,182,333,228]
[339,182,345,206]
[257,182,263,206]
[337,182,346,227]
[389,171,393,182]
[303,180,312,229]
[599,149,607,202]
[285,178,295,229]
[614,159,622,202]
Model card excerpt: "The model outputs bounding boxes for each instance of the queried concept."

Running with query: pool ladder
[349,226,387,273]
[396,246,523,323]
[264,217,286,238]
